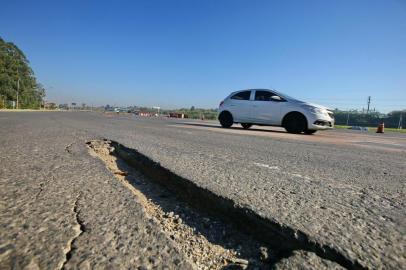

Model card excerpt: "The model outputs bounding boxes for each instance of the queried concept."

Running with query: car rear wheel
[304,129,317,135]
[241,123,252,129]
[283,113,307,134]
[219,111,233,128]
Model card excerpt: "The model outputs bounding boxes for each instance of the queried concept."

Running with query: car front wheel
[283,113,307,134]
[219,111,233,128]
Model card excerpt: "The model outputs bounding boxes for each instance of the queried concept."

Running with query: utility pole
[153,106,160,116]
[366,96,371,114]
[16,77,20,109]
[346,111,350,126]
[399,113,403,129]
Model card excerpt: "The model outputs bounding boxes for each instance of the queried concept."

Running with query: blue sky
[1,0,405,111]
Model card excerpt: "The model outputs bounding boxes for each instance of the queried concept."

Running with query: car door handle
[252,105,258,107]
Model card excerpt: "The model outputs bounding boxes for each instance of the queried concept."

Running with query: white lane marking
[253,162,280,170]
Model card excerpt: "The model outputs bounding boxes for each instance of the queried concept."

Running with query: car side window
[231,91,251,100]
[255,90,283,101]
[255,91,272,101]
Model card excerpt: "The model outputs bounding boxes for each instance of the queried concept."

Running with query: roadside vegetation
[335,125,406,133]
[333,109,405,129]
[165,107,218,120]
[130,106,218,120]
[0,37,45,109]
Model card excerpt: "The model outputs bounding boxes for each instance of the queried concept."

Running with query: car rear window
[231,91,251,100]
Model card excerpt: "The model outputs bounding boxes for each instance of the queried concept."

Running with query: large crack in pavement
[86,139,359,270]
[60,194,85,270]
[87,139,276,269]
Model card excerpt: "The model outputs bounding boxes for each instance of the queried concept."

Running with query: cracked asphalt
[1,112,405,269]
[0,112,192,269]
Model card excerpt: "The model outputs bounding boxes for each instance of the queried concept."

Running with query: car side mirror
[270,95,282,101]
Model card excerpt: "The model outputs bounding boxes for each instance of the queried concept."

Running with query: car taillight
[219,101,224,107]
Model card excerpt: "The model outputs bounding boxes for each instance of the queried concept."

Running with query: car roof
[227,88,297,101]
[228,88,279,96]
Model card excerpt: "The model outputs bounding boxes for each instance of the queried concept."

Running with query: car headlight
[302,105,324,114]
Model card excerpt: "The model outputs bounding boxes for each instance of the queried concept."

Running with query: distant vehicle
[104,107,125,113]
[349,126,369,132]
[113,107,127,113]
[104,107,116,112]
[104,107,127,113]
[128,109,140,115]
[218,89,334,134]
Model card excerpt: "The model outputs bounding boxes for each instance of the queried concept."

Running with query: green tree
[0,37,44,109]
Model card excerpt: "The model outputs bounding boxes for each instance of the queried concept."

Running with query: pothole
[87,139,274,270]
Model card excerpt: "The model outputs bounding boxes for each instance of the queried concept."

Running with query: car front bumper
[307,113,334,130]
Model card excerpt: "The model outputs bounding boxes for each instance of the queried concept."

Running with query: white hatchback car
[218,89,334,134]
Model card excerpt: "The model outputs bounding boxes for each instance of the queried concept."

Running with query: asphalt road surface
[1,112,405,269]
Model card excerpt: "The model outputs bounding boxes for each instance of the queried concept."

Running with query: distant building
[169,112,188,118]
[44,102,57,110]
[139,111,154,117]
[59,104,69,110]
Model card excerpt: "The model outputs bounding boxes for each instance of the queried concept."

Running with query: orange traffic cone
[376,123,385,133]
